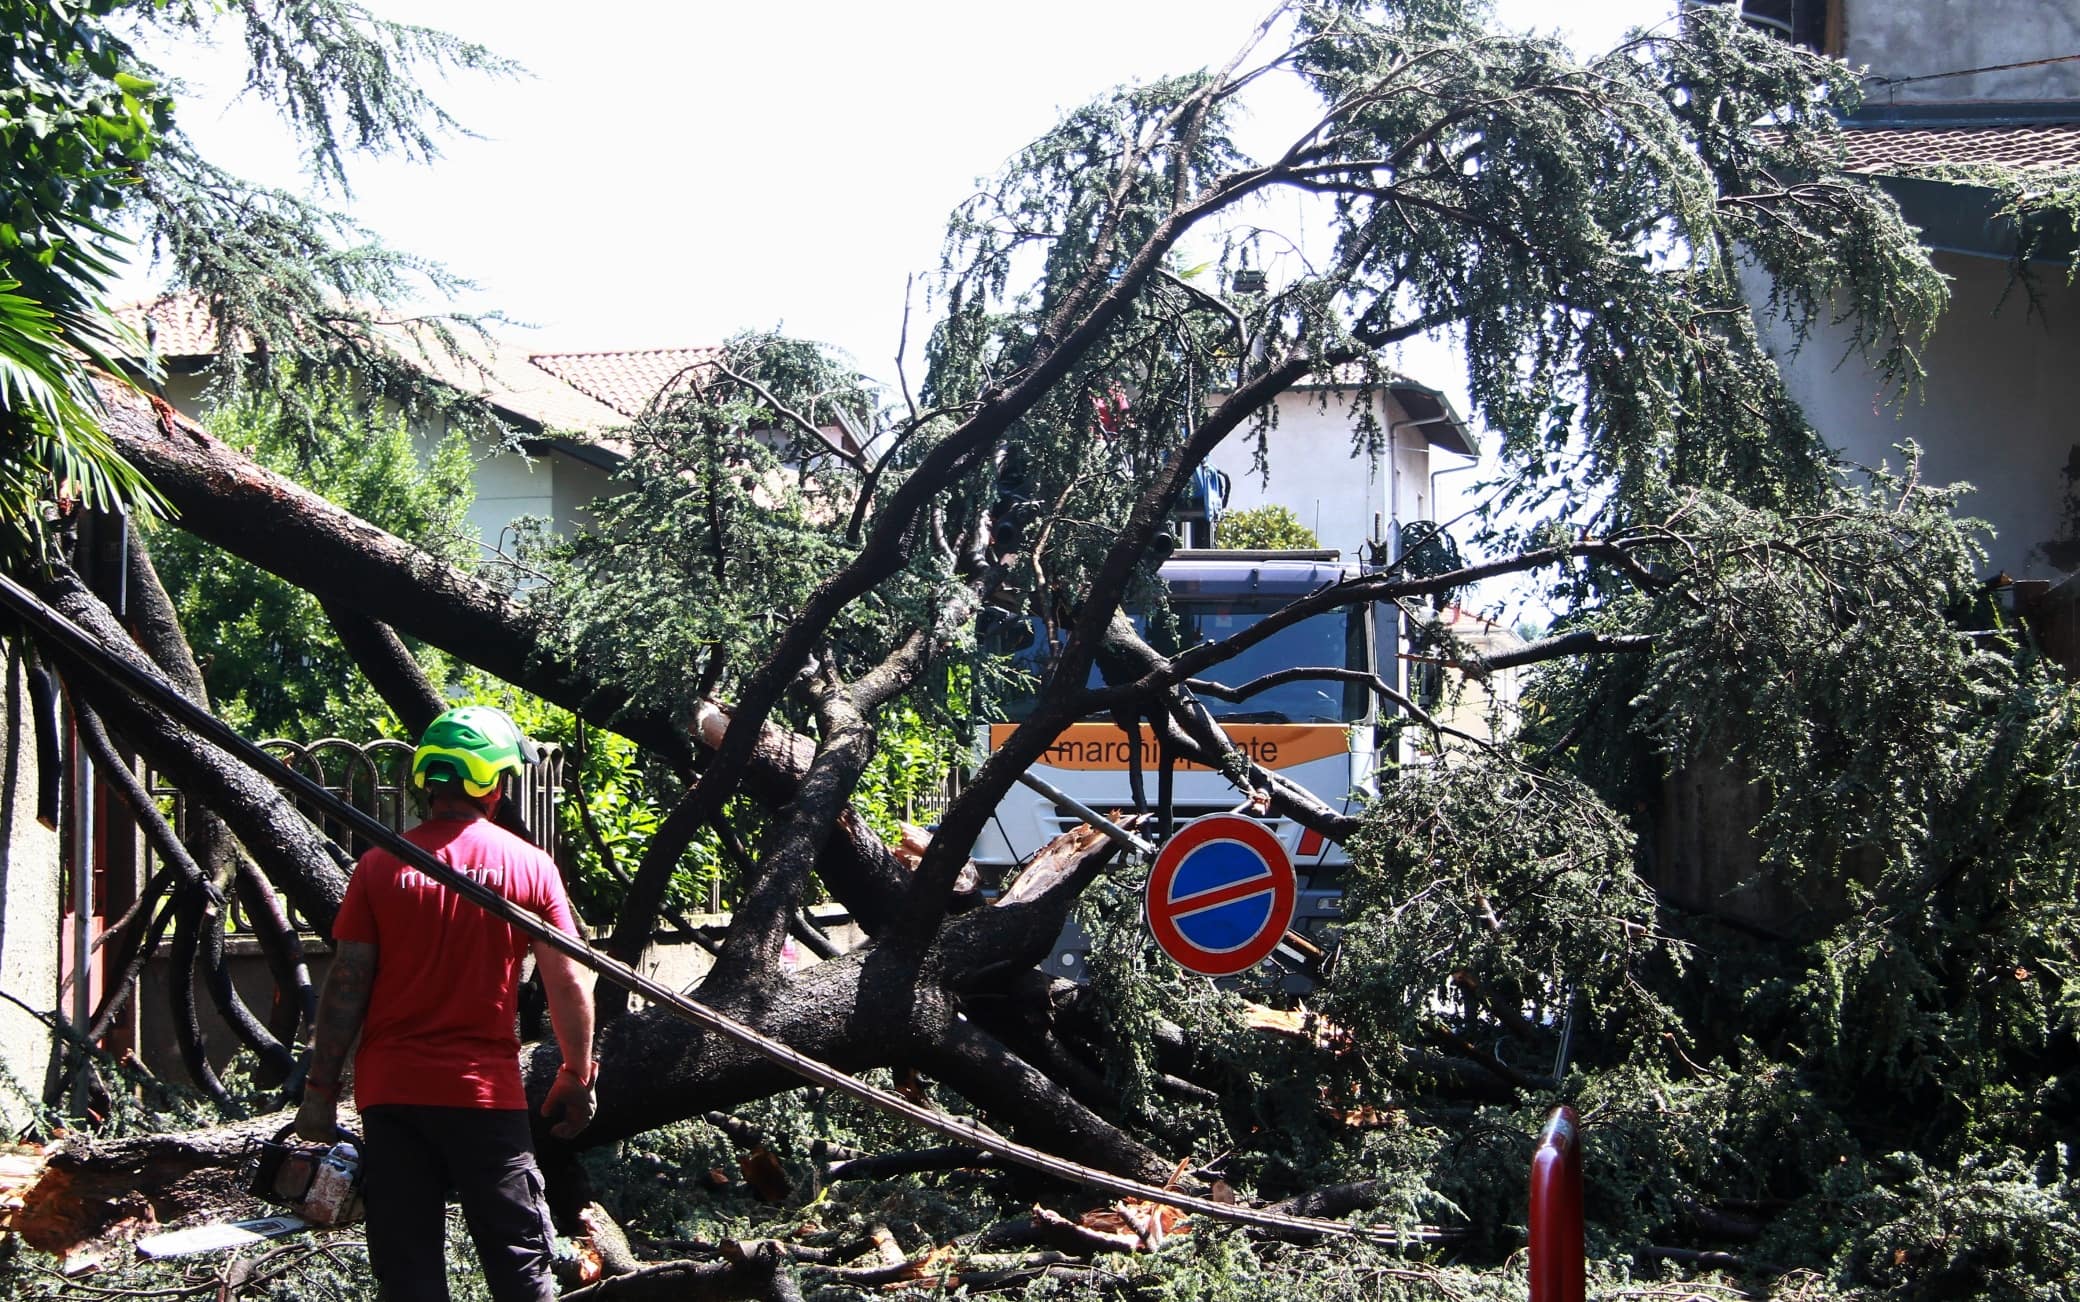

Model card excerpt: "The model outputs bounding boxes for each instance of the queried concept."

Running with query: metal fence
[143,737,565,932]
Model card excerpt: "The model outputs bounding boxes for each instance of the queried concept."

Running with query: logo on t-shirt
[398,863,507,895]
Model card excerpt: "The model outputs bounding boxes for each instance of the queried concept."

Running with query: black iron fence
[142,737,565,932]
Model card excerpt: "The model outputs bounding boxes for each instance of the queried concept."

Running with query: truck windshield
[982,598,1370,724]
[1152,600,1369,724]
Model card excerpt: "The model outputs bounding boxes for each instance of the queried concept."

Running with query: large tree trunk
[90,378,688,760]
[89,381,929,930]
[68,375,1200,1213]
[31,564,351,932]
[12,1115,286,1255]
[534,815,1151,1169]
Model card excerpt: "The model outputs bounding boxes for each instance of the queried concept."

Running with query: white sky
[128,1,1678,622]
[132,0,1677,383]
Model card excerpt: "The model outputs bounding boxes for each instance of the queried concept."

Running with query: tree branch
[32,563,350,932]
[321,599,446,735]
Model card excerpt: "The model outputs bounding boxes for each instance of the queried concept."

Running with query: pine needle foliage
[1309,458,2080,1294]
[540,333,884,728]
[0,0,170,564]
[9,4,2064,1298]
[117,1,518,416]
[1,0,523,572]
[1333,757,1670,1069]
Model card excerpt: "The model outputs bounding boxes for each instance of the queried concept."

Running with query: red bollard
[1528,1104,1585,1302]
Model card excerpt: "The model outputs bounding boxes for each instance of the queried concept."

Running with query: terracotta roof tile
[107,296,863,461]
[527,348,723,419]
[108,294,694,447]
[1836,120,2080,175]
[113,294,231,358]
[392,327,629,438]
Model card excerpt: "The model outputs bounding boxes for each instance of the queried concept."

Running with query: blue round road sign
[1145,813,1297,977]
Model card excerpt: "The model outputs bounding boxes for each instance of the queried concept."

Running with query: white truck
[971,375,1476,985]
[972,548,1388,986]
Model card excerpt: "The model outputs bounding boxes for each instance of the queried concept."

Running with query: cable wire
[0,569,1442,1247]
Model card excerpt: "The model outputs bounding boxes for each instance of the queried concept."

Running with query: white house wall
[1207,389,1438,560]
[551,456,617,537]
[1843,0,2080,102]
[1756,252,2080,581]
[153,378,604,550]
[464,443,559,558]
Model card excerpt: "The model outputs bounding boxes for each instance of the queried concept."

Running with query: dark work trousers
[360,1105,557,1302]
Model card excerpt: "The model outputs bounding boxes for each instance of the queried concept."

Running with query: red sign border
[1145,813,1296,977]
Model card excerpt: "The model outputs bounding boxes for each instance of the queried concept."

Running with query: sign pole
[1528,1105,1585,1302]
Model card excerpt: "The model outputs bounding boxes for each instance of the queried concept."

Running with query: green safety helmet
[411,706,539,798]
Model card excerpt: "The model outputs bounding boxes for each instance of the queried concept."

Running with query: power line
[1866,51,2080,89]
[0,568,1444,1249]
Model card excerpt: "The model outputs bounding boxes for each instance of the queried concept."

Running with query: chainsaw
[246,1123,364,1225]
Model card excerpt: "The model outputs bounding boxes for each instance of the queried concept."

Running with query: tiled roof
[108,295,861,460]
[390,327,629,438]
[114,294,232,358]
[533,348,868,460]
[1836,120,2080,175]
[527,348,723,419]
[111,294,654,443]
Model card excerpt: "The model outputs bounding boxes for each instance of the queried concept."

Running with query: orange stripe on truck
[990,723,1350,772]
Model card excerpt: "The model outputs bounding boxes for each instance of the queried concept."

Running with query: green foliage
[1,0,519,569]
[154,373,478,739]
[6,7,2050,1299]
[1835,1149,2080,1300]
[540,333,879,727]
[1212,504,1320,551]
[498,693,729,920]
[1285,463,2080,1294]
[1287,3,1941,534]
[852,698,961,843]
[911,3,1946,671]
[0,0,171,563]
[118,1,518,413]
[177,0,519,193]
[1333,756,1670,1067]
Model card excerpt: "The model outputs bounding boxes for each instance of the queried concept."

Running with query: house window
[1681,0,1838,54]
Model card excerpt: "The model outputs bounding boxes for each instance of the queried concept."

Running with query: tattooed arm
[295,940,376,1140]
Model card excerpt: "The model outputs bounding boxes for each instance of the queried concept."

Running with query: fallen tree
[14,4,2080,1300]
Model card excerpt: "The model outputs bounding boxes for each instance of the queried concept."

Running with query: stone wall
[0,645,63,1125]
[1845,0,2080,102]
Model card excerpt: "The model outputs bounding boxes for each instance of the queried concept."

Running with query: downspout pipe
[1429,450,1481,528]
[1386,415,1463,565]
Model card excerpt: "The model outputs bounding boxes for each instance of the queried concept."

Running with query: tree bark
[235,859,317,1055]
[81,376,1198,1206]
[122,516,209,702]
[91,378,685,759]
[322,599,447,736]
[92,383,931,943]
[122,519,249,909]
[70,698,294,1082]
[539,821,1157,1180]
[14,1115,287,1255]
[31,564,350,932]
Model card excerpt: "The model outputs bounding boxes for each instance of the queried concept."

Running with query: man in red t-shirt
[297,707,596,1302]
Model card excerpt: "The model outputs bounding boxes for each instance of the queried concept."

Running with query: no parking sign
[1145,813,1297,977]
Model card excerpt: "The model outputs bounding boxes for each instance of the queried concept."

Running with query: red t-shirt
[332,815,577,1110]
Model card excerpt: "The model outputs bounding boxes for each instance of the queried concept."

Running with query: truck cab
[972,372,1477,984]
[973,549,1384,985]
